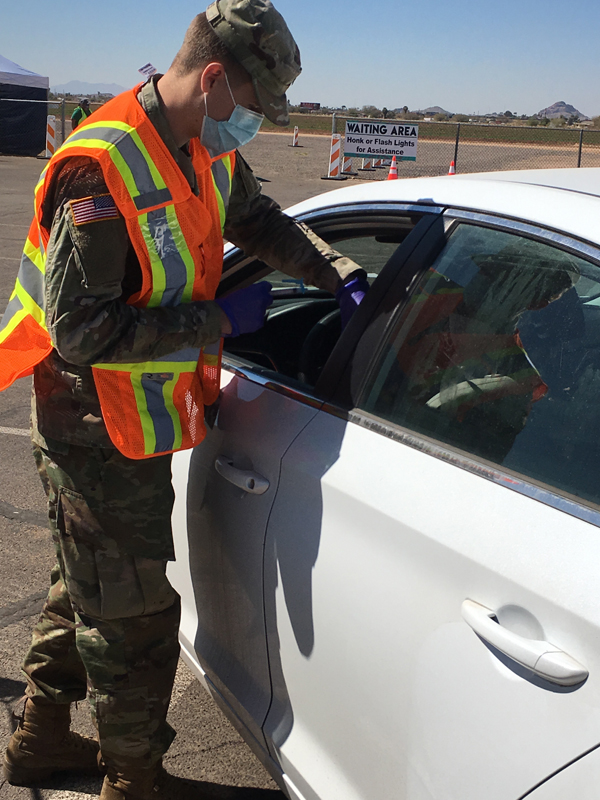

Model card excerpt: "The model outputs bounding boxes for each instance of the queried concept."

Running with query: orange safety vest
[0,85,236,460]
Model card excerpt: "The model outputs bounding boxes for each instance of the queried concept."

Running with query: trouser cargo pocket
[57,487,177,620]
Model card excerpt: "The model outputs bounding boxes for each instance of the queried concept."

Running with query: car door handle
[214,456,270,495]
[461,599,588,687]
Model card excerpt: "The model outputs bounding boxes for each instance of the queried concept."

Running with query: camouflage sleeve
[224,153,365,294]
[44,161,223,368]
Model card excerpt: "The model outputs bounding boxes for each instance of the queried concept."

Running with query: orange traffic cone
[387,156,398,180]
[448,160,456,175]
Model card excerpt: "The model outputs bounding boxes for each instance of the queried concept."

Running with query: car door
[523,745,600,799]
[168,203,440,759]
[262,210,600,800]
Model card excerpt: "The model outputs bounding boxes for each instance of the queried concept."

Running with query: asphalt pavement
[0,135,328,800]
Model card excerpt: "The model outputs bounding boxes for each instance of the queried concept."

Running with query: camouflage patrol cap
[206,0,302,126]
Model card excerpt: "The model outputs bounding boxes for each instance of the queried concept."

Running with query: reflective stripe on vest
[211,154,234,230]
[138,205,197,307]
[0,218,52,387]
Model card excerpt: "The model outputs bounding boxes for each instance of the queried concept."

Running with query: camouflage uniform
[22,22,363,774]
[26,443,179,768]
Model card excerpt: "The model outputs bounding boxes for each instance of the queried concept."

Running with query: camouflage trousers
[22,442,181,770]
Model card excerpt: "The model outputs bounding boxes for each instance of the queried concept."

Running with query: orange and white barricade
[342,155,357,175]
[359,158,376,172]
[45,115,56,158]
[289,126,300,147]
[322,134,348,180]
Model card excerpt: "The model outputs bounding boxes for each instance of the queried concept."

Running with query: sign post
[343,119,419,162]
[138,63,158,79]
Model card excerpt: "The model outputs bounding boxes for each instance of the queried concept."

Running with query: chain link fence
[3,102,600,176]
[0,99,104,156]
[331,116,600,179]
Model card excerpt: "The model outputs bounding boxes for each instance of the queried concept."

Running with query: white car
[168,169,600,800]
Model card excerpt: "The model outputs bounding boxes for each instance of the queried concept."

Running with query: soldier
[0,1,368,798]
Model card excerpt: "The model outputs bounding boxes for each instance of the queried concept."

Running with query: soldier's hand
[216,282,273,338]
[336,277,370,328]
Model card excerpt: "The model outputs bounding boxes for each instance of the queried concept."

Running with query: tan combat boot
[100,763,214,799]
[3,695,101,786]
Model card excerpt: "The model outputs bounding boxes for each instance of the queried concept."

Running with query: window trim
[339,407,600,530]
[336,211,600,529]
[444,209,600,267]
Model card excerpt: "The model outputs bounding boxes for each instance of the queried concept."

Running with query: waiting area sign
[344,120,418,161]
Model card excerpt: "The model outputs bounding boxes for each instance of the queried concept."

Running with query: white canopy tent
[0,54,49,90]
[0,54,49,155]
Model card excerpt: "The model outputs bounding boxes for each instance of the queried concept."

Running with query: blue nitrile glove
[335,277,370,328]
[216,282,273,338]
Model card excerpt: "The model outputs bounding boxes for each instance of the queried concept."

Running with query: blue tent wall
[0,82,47,156]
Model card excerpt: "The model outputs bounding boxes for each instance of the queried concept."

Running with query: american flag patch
[70,194,119,226]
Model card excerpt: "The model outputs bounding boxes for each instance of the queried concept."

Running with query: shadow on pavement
[0,677,26,737]
[2,773,285,798]
[194,784,285,798]
[0,678,25,703]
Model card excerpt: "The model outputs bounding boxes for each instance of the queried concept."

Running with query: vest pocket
[92,357,206,459]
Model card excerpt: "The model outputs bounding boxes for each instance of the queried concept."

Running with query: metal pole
[577,128,584,168]
[61,99,66,144]
[332,112,337,136]
[453,123,461,171]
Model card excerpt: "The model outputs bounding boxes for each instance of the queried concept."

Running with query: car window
[260,235,401,291]
[330,236,401,282]
[360,222,600,508]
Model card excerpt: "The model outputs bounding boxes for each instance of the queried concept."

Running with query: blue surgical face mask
[201,72,264,157]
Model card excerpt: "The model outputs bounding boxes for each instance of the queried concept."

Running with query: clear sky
[2,0,599,117]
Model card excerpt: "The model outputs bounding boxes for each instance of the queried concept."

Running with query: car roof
[285,168,600,248]
[461,168,600,196]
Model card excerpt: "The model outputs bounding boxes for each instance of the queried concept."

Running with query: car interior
[357,221,600,510]
[217,212,425,388]
[505,259,600,506]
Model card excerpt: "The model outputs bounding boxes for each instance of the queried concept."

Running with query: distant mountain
[417,106,453,116]
[538,101,589,120]
[51,80,128,96]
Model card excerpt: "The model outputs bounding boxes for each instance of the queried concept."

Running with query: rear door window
[360,223,600,508]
